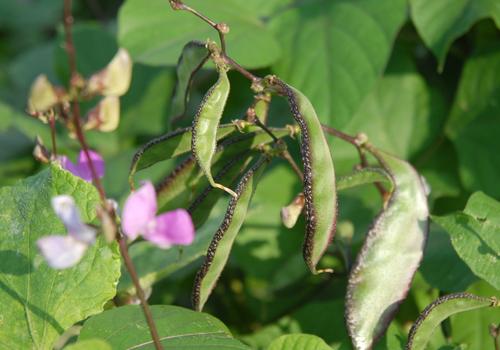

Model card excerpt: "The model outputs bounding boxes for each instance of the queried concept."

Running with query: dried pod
[345,149,429,350]
[265,76,337,274]
[192,63,236,197]
[407,293,498,350]
[192,156,268,311]
[86,48,132,97]
[169,41,210,125]
[84,96,120,132]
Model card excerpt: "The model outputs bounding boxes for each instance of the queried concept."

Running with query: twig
[62,2,163,349]
[169,0,259,83]
[321,124,389,200]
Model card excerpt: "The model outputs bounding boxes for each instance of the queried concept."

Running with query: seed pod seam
[192,156,268,310]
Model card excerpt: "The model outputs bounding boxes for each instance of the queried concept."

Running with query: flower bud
[86,48,132,96]
[84,96,120,132]
[280,192,305,229]
[28,75,59,116]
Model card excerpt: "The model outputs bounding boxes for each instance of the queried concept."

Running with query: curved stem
[63,2,163,349]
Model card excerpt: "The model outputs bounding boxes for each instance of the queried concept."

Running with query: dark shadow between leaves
[0,250,30,275]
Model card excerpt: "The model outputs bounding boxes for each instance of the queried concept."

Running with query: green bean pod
[129,124,235,187]
[406,293,497,350]
[169,41,209,126]
[192,64,236,197]
[155,128,290,214]
[192,156,269,311]
[265,76,337,274]
[188,151,255,229]
[345,149,429,350]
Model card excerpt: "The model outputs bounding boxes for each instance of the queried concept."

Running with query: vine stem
[169,0,259,83]
[48,112,58,156]
[321,124,389,201]
[63,2,163,349]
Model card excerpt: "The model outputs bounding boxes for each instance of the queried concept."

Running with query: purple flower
[37,195,97,269]
[59,150,105,182]
[122,181,195,248]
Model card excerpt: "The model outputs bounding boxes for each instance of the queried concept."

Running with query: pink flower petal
[59,155,82,178]
[77,150,105,181]
[144,209,195,248]
[37,235,88,269]
[122,181,158,240]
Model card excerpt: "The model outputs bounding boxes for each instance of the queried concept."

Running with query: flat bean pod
[129,124,235,186]
[265,76,337,274]
[336,168,392,192]
[169,41,210,126]
[192,64,235,197]
[406,293,497,350]
[345,149,429,350]
[192,156,269,311]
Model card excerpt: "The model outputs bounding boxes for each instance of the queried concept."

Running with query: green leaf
[444,44,500,196]
[410,0,500,69]
[420,223,477,292]
[406,291,497,350]
[0,166,121,349]
[330,49,447,167]
[64,339,112,350]
[79,305,251,349]
[433,192,500,290]
[267,334,332,350]
[445,44,500,138]
[270,0,406,127]
[450,281,500,349]
[118,0,281,69]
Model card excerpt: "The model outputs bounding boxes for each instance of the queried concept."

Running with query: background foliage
[0,0,498,349]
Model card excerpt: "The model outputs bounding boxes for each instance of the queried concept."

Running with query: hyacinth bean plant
[0,0,499,349]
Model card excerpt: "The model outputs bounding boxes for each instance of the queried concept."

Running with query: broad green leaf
[79,305,251,349]
[433,192,500,290]
[420,224,477,292]
[118,0,281,69]
[64,339,112,350]
[267,334,332,350]
[330,49,447,167]
[270,0,406,127]
[231,0,293,17]
[445,44,500,138]
[410,0,500,69]
[444,44,500,196]
[450,281,500,349]
[0,166,121,349]
[406,291,497,350]
[240,299,350,349]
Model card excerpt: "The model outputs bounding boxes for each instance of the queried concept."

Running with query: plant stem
[48,113,58,156]
[63,2,163,349]
[169,0,259,82]
[118,234,163,349]
[321,124,389,200]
